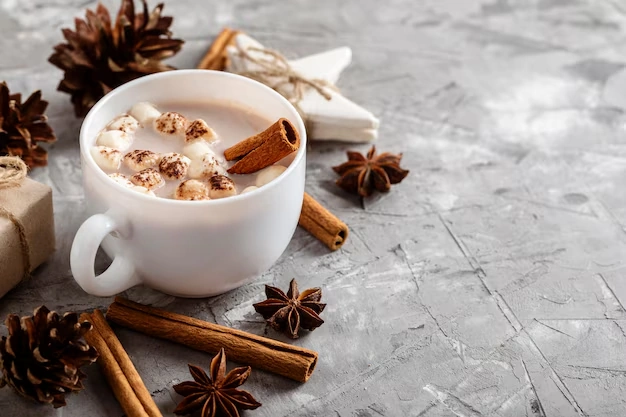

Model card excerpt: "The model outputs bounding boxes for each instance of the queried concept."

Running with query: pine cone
[48,0,184,117]
[0,82,56,168]
[0,306,98,408]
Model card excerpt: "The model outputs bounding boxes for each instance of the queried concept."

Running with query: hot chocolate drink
[91,101,292,200]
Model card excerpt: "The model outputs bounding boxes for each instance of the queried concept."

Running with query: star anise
[332,145,409,197]
[173,348,261,417]
[253,279,326,339]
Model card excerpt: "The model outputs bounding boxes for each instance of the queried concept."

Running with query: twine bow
[234,46,336,113]
[0,156,31,278]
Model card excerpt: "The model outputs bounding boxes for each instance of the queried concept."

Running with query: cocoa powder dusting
[100,148,120,158]
[131,168,161,185]
[123,150,160,171]
[186,120,209,139]
[156,119,174,134]
[135,150,150,163]
[159,153,189,180]
[209,175,235,190]
[155,112,186,135]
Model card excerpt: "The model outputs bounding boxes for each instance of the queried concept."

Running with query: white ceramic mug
[70,70,307,297]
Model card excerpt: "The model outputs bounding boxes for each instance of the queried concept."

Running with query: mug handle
[70,211,140,296]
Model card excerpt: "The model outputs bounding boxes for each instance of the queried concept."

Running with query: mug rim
[80,69,307,206]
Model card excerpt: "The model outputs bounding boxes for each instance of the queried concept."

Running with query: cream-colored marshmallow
[106,114,139,133]
[185,119,218,143]
[183,140,213,161]
[108,173,133,187]
[208,175,237,199]
[188,154,226,179]
[124,150,161,172]
[255,165,287,187]
[241,186,258,194]
[175,179,210,201]
[159,152,191,180]
[91,146,122,171]
[96,130,133,151]
[129,185,156,196]
[129,102,161,126]
[130,168,165,190]
[154,112,187,138]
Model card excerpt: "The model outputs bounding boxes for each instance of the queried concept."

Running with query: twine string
[234,46,336,112]
[0,156,31,277]
[0,156,27,189]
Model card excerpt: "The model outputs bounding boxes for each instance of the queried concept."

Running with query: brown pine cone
[48,0,184,117]
[0,82,56,168]
[0,306,99,408]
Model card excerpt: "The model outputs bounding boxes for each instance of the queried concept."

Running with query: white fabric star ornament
[225,34,379,143]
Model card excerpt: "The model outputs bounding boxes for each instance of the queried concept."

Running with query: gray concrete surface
[2,0,626,416]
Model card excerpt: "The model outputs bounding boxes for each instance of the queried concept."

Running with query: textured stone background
[2,0,626,416]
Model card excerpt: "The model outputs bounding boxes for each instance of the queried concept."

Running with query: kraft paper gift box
[0,177,55,298]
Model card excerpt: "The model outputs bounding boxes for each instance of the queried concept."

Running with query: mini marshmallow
[96,130,133,151]
[241,186,258,194]
[154,112,187,137]
[159,152,191,180]
[129,102,161,126]
[255,165,287,187]
[188,154,226,179]
[124,150,161,172]
[185,119,218,143]
[107,114,139,133]
[130,168,165,190]
[183,140,217,161]
[175,179,210,201]
[91,146,122,171]
[108,173,133,187]
[208,175,237,199]
[130,185,156,196]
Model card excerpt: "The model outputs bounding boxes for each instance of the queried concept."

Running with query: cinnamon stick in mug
[225,118,300,174]
[106,297,318,382]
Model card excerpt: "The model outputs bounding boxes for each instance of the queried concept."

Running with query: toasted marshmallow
[129,102,161,126]
[96,130,133,151]
[106,114,139,133]
[154,112,187,137]
[159,152,190,180]
[209,175,237,199]
[241,186,258,194]
[130,168,165,190]
[91,146,122,171]
[175,179,210,201]
[255,165,287,187]
[108,173,133,187]
[130,185,155,196]
[188,154,226,179]
[185,119,217,143]
[124,150,161,172]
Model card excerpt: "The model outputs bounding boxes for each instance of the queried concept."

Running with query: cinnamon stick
[80,313,150,417]
[299,192,349,250]
[198,27,240,70]
[91,310,162,417]
[106,297,318,382]
[225,118,300,174]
